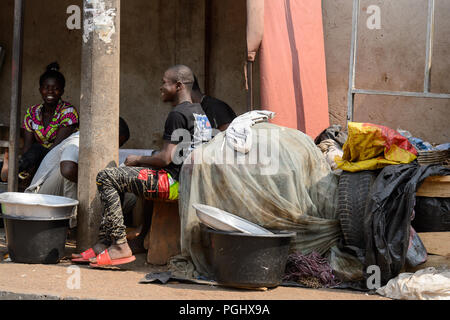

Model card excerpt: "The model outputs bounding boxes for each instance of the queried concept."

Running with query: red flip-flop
[71,248,96,263]
[89,249,136,267]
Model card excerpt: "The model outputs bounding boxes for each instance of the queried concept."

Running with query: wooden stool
[144,198,181,265]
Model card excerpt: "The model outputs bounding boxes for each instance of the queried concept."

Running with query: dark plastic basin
[2,215,69,264]
[201,225,296,288]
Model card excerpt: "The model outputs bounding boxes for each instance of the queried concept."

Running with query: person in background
[19,62,79,180]
[191,75,237,132]
[23,118,132,228]
[25,117,130,198]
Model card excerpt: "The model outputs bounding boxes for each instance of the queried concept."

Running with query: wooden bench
[416,175,450,198]
[143,198,181,265]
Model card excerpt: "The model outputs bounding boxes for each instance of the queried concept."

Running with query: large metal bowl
[0,192,78,221]
[193,203,273,235]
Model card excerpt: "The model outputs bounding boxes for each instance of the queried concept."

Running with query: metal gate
[347,0,450,124]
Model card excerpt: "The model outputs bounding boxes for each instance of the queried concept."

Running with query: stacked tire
[337,171,378,249]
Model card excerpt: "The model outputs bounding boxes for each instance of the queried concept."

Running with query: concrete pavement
[0,229,387,301]
[0,258,386,300]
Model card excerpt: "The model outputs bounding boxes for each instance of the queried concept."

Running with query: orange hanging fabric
[259,0,330,138]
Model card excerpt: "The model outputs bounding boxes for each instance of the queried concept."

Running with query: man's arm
[50,125,76,150]
[60,160,78,183]
[218,123,231,131]
[124,141,177,168]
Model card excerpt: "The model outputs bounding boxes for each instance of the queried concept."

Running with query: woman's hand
[124,155,141,167]
[49,125,76,150]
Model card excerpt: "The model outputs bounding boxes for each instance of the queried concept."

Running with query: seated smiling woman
[19,62,79,180]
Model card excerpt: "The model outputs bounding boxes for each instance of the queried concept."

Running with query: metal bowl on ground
[0,192,78,220]
[0,192,78,264]
[200,225,296,289]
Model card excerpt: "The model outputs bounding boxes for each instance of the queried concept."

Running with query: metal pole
[346,0,360,125]
[247,60,254,111]
[352,88,450,99]
[424,0,435,93]
[8,0,25,192]
[0,45,6,72]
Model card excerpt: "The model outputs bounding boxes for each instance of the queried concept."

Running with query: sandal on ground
[89,249,136,267]
[71,248,97,263]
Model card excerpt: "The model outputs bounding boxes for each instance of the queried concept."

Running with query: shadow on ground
[0,228,168,275]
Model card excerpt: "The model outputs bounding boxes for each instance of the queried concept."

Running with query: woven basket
[417,149,450,166]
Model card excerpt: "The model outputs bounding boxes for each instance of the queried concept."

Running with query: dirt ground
[0,228,388,301]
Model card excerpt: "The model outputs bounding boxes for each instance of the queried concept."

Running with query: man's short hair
[166,65,194,90]
[119,117,130,144]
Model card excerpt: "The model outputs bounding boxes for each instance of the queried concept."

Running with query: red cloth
[138,168,169,199]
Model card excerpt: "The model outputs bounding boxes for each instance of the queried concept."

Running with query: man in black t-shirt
[191,75,237,132]
[71,65,211,267]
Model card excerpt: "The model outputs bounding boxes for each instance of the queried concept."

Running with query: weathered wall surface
[208,0,259,116]
[0,0,249,150]
[120,0,205,149]
[323,0,450,144]
[0,0,82,129]
[4,1,446,147]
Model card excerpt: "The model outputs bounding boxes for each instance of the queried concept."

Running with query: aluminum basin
[193,203,273,235]
[0,192,78,221]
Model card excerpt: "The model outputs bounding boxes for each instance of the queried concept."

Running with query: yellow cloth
[336,122,417,172]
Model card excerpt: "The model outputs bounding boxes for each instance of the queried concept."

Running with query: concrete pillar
[77,0,120,250]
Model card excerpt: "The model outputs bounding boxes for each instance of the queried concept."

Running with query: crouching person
[25,118,131,230]
[73,65,212,267]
